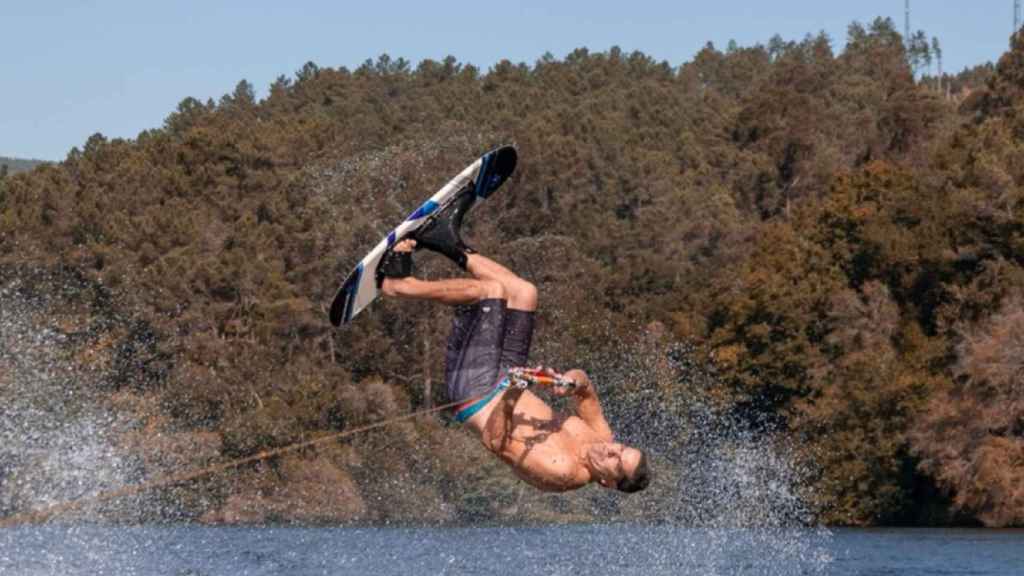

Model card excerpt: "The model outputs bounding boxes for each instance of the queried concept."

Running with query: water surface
[2,524,1022,575]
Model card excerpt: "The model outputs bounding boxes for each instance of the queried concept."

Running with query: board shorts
[445,298,534,423]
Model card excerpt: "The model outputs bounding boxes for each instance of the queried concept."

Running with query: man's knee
[509,279,538,311]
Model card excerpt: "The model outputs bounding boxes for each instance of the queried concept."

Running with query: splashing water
[0,274,140,521]
[533,323,835,574]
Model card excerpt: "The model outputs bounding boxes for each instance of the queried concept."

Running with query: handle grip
[507,367,577,390]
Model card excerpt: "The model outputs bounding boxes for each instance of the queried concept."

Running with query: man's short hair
[616,450,651,493]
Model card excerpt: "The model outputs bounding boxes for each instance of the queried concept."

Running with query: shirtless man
[375,190,650,493]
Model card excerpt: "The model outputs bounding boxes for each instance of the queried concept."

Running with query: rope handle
[507,366,577,391]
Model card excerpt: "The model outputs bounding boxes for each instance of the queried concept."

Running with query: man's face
[586,442,643,488]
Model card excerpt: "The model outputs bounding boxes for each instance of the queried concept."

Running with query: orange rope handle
[0,395,480,528]
[507,366,577,390]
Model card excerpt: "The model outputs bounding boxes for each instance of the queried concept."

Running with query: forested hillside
[2,18,1022,527]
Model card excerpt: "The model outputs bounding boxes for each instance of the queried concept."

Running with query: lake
[1,523,1021,575]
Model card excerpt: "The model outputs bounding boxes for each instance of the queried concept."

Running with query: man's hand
[563,369,594,398]
[545,368,577,398]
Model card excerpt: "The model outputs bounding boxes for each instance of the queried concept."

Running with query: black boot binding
[413,185,477,269]
[376,247,413,288]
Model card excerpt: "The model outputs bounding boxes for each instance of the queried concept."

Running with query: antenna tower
[905,0,911,44]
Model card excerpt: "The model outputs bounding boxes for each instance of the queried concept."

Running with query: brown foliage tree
[912,294,1024,527]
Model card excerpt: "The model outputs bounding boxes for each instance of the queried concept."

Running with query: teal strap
[454,377,509,423]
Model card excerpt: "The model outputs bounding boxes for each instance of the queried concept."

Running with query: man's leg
[465,254,537,312]
[378,240,509,408]
[462,254,537,370]
[380,240,535,405]
[408,183,536,312]
[380,240,506,305]
[382,276,506,305]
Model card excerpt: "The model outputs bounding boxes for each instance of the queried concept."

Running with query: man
[375,189,650,493]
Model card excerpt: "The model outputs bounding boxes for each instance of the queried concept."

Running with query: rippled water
[1,524,1021,576]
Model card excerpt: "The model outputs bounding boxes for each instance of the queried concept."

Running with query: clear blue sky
[2,1,1018,161]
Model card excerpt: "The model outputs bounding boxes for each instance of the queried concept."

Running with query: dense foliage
[2,18,1021,526]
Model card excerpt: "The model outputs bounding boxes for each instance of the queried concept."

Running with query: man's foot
[376,239,416,289]
[413,186,477,269]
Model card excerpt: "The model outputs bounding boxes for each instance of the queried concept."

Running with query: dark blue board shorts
[446,299,534,422]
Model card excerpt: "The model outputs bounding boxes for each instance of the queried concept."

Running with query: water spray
[0,394,482,528]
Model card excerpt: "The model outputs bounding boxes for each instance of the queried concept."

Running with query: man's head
[585,442,651,493]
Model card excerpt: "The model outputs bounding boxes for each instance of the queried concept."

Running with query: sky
[2,1,1019,161]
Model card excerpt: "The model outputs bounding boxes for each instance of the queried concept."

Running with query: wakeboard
[329,146,517,327]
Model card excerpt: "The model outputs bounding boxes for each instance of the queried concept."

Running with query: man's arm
[565,370,613,442]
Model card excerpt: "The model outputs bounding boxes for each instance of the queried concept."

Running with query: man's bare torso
[465,387,604,492]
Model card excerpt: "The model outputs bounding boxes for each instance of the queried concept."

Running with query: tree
[913,294,1024,527]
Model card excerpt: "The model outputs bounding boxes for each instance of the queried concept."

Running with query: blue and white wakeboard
[329,146,517,327]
